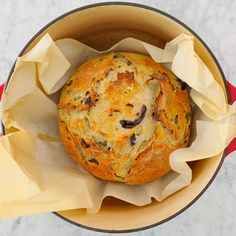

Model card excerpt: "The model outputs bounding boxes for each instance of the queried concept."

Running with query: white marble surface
[0,0,236,235]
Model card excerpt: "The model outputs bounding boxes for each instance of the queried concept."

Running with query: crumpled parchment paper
[0,33,236,218]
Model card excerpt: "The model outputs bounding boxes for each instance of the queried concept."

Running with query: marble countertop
[0,0,236,235]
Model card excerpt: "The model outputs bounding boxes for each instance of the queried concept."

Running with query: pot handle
[0,82,5,101]
[224,80,236,157]
[0,82,5,136]
[226,80,236,105]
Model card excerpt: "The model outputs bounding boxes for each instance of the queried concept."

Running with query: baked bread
[58,52,191,184]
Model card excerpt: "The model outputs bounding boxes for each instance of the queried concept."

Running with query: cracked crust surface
[58,52,191,184]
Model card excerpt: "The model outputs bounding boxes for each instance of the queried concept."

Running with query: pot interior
[19,3,226,232]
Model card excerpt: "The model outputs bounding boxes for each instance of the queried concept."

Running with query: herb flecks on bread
[58,52,191,184]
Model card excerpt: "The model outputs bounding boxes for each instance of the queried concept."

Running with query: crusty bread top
[58,52,191,184]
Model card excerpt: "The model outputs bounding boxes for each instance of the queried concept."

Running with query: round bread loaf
[58,52,191,184]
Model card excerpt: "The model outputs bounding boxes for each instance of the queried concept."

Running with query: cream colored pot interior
[20,4,226,231]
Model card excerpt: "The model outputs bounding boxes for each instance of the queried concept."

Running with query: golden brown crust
[58,52,191,184]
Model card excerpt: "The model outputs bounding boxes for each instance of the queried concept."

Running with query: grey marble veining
[0,0,236,235]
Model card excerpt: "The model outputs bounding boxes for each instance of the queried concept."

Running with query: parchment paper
[0,33,236,218]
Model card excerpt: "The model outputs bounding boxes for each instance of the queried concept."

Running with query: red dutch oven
[0,2,236,233]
